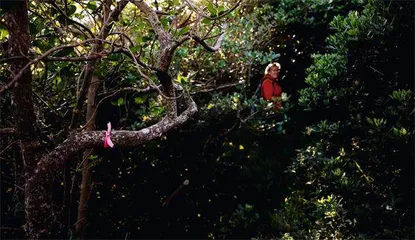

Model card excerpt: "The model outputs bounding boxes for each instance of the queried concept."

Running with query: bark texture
[75,76,100,238]
[133,0,179,117]
[71,2,128,237]
[3,1,49,238]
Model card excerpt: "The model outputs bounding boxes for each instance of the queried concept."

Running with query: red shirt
[261,74,282,109]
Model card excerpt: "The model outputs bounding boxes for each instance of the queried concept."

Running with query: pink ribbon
[104,122,114,148]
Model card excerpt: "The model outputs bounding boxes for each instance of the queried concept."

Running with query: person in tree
[261,62,283,109]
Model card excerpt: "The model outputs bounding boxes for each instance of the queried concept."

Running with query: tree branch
[0,128,16,135]
[0,52,117,63]
[24,93,197,237]
[70,95,195,155]
[192,81,244,94]
[100,0,129,38]
[115,48,158,71]
[0,39,113,94]
[184,0,242,20]
[190,24,227,52]
[48,1,95,38]
[130,0,172,47]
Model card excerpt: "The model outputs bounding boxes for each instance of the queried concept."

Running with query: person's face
[269,66,279,79]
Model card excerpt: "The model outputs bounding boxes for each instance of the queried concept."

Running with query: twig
[370,66,384,76]
[190,24,227,52]
[113,49,158,71]
[79,86,157,131]
[162,180,190,208]
[32,91,64,119]
[0,39,114,94]
[184,0,242,20]
[192,81,244,94]
[0,128,16,135]
[0,227,25,232]
[0,140,19,157]
[49,1,95,38]
[126,46,184,100]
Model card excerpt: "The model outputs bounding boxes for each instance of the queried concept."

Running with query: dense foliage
[1,0,413,238]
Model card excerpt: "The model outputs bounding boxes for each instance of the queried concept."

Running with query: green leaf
[67,5,77,16]
[0,28,8,40]
[206,2,216,16]
[130,45,141,53]
[87,2,98,10]
[201,18,212,25]
[32,40,51,51]
[393,127,399,136]
[160,18,169,29]
[217,6,226,15]
[176,74,188,84]
[53,47,74,57]
[136,36,143,44]
[177,26,189,36]
[29,20,44,35]
[134,96,147,104]
[117,97,124,106]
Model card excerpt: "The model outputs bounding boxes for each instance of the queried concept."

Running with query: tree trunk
[3,1,49,238]
[66,50,101,238]
[72,2,127,235]
[75,75,100,238]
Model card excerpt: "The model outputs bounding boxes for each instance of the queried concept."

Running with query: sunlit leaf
[117,97,124,106]
[87,2,98,10]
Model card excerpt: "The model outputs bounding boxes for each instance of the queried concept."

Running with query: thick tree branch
[131,0,172,47]
[100,0,129,38]
[24,94,197,237]
[73,95,194,153]
[130,0,179,118]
